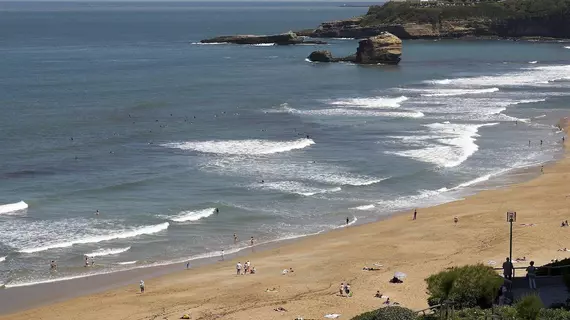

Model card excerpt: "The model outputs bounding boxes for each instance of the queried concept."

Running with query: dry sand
[2,124,569,320]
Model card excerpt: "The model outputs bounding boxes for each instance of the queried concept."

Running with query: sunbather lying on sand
[558,248,569,252]
[265,288,278,292]
[363,266,380,271]
[389,276,403,284]
[274,307,287,312]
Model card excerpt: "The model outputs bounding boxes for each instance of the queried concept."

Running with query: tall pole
[509,219,513,263]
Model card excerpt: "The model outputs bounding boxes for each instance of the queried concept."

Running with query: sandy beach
[1,123,568,320]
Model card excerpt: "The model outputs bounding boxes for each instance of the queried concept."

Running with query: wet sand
[1,123,568,320]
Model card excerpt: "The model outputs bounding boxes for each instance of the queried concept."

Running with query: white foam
[0,256,5,262]
[0,201,28,215]
[257,181,342,196]
[386,122,498,167]
[163,138,315,155]
[328,96,408,108]
[534,114,547,119]
[350,204,375,210]
[19,222,169,254]
[422,87,499,97]
[117,261,137,265]
[332,37,355,40]
[529,61,538,64]
[565,46,570,49]
[190,42,227,45]
[275,104,423,118]
[426,64,570,87]
[170,208,215,222]
[86,247,131,257]
[202,157,386,187]
[251,43,275,46]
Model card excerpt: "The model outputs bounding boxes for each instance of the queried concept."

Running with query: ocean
[0,1,569,289]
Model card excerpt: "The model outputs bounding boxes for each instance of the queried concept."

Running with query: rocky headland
[200,32,326,45]
[307,32,402,65]
[300,0,570,40]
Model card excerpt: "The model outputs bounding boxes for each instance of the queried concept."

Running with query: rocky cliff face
[306,15,570,40]
[307,32,402,65]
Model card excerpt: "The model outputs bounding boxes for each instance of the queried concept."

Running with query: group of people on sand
[236,261,255,275]
[561,220,569,227]
[339,282,352,297]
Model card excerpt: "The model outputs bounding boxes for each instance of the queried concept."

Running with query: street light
[507,211,516,275]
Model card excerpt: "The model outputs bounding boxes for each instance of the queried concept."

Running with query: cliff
[305,0,570,40]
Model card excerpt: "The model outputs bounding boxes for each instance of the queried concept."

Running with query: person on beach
[502,257,513,280]
[91,257,95,267]
[454,216,459,225]
[85,256,89,267]
[50,260,57,271]
[541,166,544,174]
[233,233,238,243]
[221,250,225,261]
[345,283,351,297]
[139,280,145,293]
[526,261,537,289]
[251,266,256,274]
[413,209,417,220]
[186,261,190,269]
[346,217,349,225]
[339,283,344,296]
[236,262,242,275]
[250,236,254,246]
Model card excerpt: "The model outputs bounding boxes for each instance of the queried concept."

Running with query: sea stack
[307,32,402,65]
[355,32,402,65]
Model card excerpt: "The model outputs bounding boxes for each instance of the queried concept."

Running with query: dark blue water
[0,1,569,288]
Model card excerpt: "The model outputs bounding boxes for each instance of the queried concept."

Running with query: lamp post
[507,211,516,275]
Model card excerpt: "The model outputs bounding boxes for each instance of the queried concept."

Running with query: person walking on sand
[250,236,254,246]
[413,209,417,220]
[221,249,225,261]
[454,216,459,225]
[502,257,513,280]
[139,280,145,293]
[186,261,190,269]
[541,165,544,174]
[236,262,242,275]
[339,283,344,296]
[527,261,537,289]
[346,217,349,225]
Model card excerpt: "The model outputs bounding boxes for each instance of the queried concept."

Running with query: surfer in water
[215,208,219,214]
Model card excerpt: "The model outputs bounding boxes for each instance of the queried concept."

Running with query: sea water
[0,1,569,288]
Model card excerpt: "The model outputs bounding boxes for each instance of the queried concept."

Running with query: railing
[493,263,570,277]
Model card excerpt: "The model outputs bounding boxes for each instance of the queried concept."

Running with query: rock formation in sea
[200,32,327,45]
[307,32,401,65]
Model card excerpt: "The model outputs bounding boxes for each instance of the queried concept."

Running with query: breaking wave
[327,96,408,108]
[386,122,498,167]
[19,222,169,254]
[86,247,131,257]
[421,87,499,97]
[0,201,28,215]
[163,138,315,155]
[170,208,216,222]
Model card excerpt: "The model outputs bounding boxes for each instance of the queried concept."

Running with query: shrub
[539,308,570,320]
[516,294,544,320]
[425,264,503,309]
[350,306,416,320]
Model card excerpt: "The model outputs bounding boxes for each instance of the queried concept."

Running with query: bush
[425,264,503,309]
[350,306,416,320]
[516,294,544,320]
[539,308,570,320]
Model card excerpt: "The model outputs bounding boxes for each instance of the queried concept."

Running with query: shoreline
[0,123,566,318]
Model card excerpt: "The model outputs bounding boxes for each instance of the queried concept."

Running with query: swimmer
[95,210,99,216]
[250,236,254,246]
[215,208,219,214]
[234,233,238,243]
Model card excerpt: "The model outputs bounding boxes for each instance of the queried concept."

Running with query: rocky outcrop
[307,32,401,65]
[200,32,327,45]
[355,33,402,65]
[307,50,334,62]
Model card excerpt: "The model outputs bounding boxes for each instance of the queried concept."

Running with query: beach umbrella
[394,271,407,279]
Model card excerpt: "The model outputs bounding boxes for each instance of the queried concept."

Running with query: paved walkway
[511,276,568,306]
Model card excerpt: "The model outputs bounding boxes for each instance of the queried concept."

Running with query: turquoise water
[0,1,569,287]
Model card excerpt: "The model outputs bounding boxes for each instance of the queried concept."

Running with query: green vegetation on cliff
[361,0,570,26]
